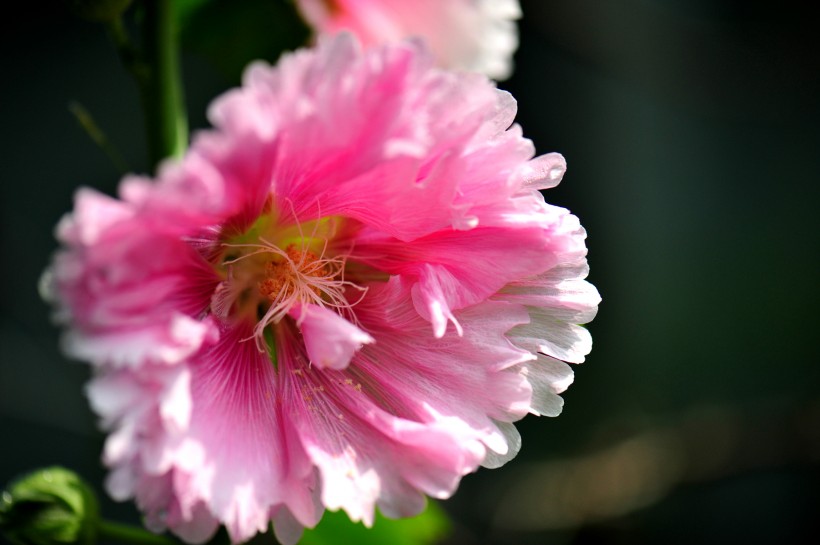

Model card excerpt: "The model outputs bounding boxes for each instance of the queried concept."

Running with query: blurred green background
[2,1,819,544]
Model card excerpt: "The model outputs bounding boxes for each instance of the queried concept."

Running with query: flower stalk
[141,0,188,168]
[105,0,187,169]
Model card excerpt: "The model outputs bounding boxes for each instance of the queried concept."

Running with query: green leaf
[0,467,99,545]
[298,502,451,545]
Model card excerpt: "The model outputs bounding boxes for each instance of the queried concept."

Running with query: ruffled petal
[49,188,222,369]
[354,226,555,335]
[498,211,600,365]
[275,332,487,526]
[354,278,535,463]
[63,314,217,369]
[525,355,574,417]
[481,421,522,469]
[212,36,527,241]
[54,188,134,246]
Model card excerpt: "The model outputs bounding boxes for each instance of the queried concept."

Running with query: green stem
[97,519,178,545]
[142,0,188,169]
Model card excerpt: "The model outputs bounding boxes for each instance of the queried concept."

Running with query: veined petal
[275,331,486,527]
[63,315,217,369]
[173,324,319,543]
[355,226,555,335]
[525,354,575,417]
[481,421,522,469]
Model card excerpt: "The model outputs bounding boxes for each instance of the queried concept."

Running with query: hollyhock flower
[42,35,598,544]
[295,0,521,79]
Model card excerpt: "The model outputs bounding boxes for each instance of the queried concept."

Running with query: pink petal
[55,188,134,246]
[295,0,521,79]
[290,303,374,370]
[175,324,319,542]
[519,152,567,190]
[354,226,556,336]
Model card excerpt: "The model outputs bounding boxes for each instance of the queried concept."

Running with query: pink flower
[295,0,521,79]
[42,35,599,544]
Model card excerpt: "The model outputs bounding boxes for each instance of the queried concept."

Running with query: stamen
[220,234,367,353]
[258,246,328,301]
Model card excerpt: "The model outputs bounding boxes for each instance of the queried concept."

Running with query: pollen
[220,228,368,354]
[258,245,329,300]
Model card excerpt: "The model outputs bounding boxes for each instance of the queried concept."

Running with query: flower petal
[354,226,556,335]
[519,152,567,190]
[290,303,374,370]
[525,355,575,417]
[295,0,521,79]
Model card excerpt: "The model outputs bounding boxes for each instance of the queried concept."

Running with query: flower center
[250,240,351,325]
[214,214,366,353]
[258,246,329,302]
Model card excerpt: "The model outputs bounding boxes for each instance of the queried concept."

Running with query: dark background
[2,1,819,544]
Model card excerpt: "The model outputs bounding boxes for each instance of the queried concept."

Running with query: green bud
[0,467,99,545]
[68,0,134,22]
